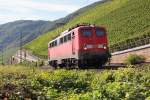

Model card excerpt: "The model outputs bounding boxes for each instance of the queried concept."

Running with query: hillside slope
[0,20,55,46]
[0,20,58,63]
[25,0,150,58]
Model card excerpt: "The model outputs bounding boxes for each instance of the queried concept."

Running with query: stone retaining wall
[111,44,150,63]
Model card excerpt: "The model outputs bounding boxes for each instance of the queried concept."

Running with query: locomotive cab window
[81,29,92,37]
[96,29,105,36]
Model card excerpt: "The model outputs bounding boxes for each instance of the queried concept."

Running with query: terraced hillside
[25,0,150,58]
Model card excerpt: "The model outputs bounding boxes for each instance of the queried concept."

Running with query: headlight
[98,44,107,49]
[98,44,103,48]
[103,45,107,49]
[84,44,93,50]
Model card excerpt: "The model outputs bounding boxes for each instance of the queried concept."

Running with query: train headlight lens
[84,47,87,50]
[84,44,93,49]
[98,44,103,48]
[103,45,107,49]
[98,44,107,49]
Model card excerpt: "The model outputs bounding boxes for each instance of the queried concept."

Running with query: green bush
[125,54,145,65]
[0,65,149,99]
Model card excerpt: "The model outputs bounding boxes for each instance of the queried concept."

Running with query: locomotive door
[72,32,75,54]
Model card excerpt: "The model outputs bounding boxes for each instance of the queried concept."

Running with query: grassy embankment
[0,65,149,99]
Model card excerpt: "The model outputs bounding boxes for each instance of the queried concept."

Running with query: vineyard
[0,65,149,99]
[110,33,150,52]
[25,0,150,58]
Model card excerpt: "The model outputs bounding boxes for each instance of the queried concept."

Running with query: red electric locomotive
[48,24,110,68]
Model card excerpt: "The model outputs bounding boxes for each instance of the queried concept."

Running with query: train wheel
[95,64,102,69]
[66,59,71,69]
[51,61,57,69]
[53,64,57,69]
[59,64,64,68]
[78,60,86,69]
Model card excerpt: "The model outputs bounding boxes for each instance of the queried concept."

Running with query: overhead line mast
[0,32,4,65]
[0,43,4,65]
[20,32,23,63]
[2,44,4,65]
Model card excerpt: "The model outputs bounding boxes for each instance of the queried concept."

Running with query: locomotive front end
[77,25,110,67]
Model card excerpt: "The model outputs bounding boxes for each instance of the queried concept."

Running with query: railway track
[40,63,126,70]
[40,62,150,70]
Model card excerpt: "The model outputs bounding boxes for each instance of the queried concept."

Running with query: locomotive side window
[54,41,57,46]
[60,37,63,44]
[72,32,75,38]
[60,34,71,44]
[50,40,57,48]
[67,34,71,41]
[49,43,51,48]
[64,36,67,42]
[51,42,54,47]
[82,29,92,37]
[52,42,55,47]
[96,29,105,36]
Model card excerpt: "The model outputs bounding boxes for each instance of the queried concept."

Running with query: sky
[0,0,101,24]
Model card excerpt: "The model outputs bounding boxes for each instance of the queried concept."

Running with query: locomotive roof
[48,29,73,44]
[48,25,105,44]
